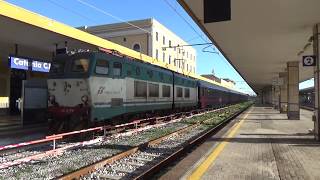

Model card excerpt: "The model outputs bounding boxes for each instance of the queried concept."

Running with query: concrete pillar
[287,61,300,119]
[279,72,288,113]
[274,86,280,109]
[272,85,280,109]
[313,24,320,140]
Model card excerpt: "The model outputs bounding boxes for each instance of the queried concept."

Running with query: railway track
[0,102,251,180]
[60,103,251,180]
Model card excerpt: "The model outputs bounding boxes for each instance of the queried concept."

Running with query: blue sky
[7,0,313,94]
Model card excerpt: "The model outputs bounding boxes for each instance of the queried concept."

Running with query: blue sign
[9,56,51,73]
[9,56,29,70]
[32,61,51,72]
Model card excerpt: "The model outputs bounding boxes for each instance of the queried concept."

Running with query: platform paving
[159,106,320,180]
[188,107,320,180]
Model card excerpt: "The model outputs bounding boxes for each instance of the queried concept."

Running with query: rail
[0,107,218,153]
[59,104,251,179]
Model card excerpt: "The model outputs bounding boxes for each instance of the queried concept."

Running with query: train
[299,87,314,109]
[47,50,248,132]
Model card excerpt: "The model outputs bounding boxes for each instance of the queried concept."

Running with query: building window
[184,88,190,98]
[133,43,141,52]
[163,52,165,62]
[134,81,147,98]
[163,36,165,45]
[187,64,188,71]
[177,87,183,97]
[149,83,159,97]
[156,49,159,60]
[162,85,171,97]
[187,52,188,58]
[113,62,122,76]
[95,59,109,75]
[194,67,195,73]
[169,55,171,64]
[156,32,158,41]
[169,40,171,47]
[123,37,126,42]
[190,65,192,72]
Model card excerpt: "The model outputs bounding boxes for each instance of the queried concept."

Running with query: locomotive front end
[48,53,92,132]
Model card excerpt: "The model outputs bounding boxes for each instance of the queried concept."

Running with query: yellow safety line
[188,108,252,180]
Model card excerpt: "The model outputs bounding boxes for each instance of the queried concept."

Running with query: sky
[6,0,313,95]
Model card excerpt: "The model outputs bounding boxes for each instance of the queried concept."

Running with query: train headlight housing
[49,95,56,104]
[81,95,89,104]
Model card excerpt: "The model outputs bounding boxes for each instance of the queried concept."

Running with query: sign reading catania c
[9,56,51,72]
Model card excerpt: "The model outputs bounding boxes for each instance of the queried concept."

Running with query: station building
[80,18,197,74]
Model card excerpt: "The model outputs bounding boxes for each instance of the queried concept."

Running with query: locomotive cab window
[184,88,190,98]
[113,62,122,76]
[177,87,183,98]
[50,60,66,74]
[71,58,89,72]
[162,85,171,97]
[95,60,109,75]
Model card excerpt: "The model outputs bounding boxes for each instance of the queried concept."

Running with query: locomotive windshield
[50,59,66,74]
[49,53,92,78]
[71,58,89,73]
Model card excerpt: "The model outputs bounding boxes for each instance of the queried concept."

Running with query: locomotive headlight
[81,95,89,103]
[49,95,55,103]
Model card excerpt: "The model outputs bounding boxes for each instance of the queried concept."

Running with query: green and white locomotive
[48,51,198,132]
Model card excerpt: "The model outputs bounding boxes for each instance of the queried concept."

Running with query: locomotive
[47,50,247,132]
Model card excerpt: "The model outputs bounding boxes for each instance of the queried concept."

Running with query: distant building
[201,74,236,88]
[80,18,196,74]
[201,74,221,83]
[222,78,236,86]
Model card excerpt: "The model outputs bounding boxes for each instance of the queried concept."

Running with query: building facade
[80,18,197,74]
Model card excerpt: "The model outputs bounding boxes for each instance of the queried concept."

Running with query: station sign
[9,56,51,72]
[302,55,316,66]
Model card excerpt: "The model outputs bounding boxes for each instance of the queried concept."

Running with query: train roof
[299,86,314,93]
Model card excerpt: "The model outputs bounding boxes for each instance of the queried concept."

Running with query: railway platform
[160,106,320,180]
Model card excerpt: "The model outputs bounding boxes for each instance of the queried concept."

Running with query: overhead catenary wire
[75,0,151,34]
[162,0,220,52]
[47,0,100,24]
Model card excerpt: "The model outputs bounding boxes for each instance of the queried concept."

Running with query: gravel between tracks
[0,122,189,179]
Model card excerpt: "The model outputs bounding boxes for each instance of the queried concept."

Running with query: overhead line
[47,0,99,24]
[75,0,151,34]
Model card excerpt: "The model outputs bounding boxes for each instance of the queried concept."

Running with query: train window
[134,81,147,98]
[184,88,190,98]
[177,87,183,98]
[71,58,89,72]
[149,83,159,97]
[162,85,171,97]
[50,60,65,74]
[95,60,109,75]
[113,62,122,76]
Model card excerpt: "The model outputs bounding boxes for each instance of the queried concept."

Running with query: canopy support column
[287,61,299,119]
[313,24,320,140]
[279,72,288,113]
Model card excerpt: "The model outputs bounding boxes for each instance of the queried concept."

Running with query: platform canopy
[178,0,320,92]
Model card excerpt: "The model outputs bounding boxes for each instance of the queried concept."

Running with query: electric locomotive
[47,50,247,132]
